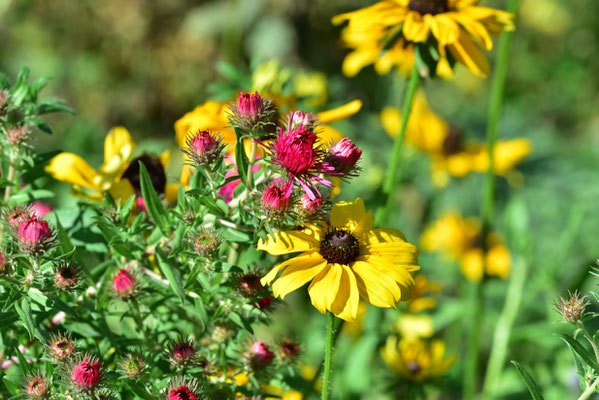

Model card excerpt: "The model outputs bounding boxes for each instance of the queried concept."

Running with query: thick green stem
[578,323,599,363]
[482,257,529,396]
[246,140,258,190]
[578,376,599,400]
[321,312,335,400]
[463,281,483,400]
[377,64,420,225]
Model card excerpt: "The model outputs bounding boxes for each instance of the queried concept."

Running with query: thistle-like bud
[70,356,103,391]
[299,194,323,219]
[168,338,197,367]
[237,273,264,298]
[23,372,51,399]
[554,291,589,324]
[0,89,8,115]
[277,339,301,364]
[229,91,277,136]
[212,323,235,343]
[325,138,362,174]
[289,110,316,132]
[48,332,76,361]
[54,260,81,291]
[6,125,30,146]
[168,383,200,400]
[193,228,221,258]
[112,269,138,300]
[120,352,146,378]
[247,341,274,370]
[17,216,54,254]
[184,130,224,167]
[261,179,291,216]
[2,204,31,230]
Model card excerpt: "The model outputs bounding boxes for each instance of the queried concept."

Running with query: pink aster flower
[261,179,291,214]
[169,385,198,400]
[17,216,53,254]
[113,269,137,299]
[72,357,102,390]
[248,341,274,369]
[325,137,362,174]
[31,202,53,218]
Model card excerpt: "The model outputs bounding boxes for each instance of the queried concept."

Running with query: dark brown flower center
[122,154,166,196]
[407,361,421,374]
[319,229,360,265]
[442,126,462,155]
[408,0,448,15]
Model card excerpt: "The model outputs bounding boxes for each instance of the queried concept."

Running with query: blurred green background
[2,0,599,398]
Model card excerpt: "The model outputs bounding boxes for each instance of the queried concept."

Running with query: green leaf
[139,162,170,234]
[14,298,45,342]
[228,312,254,334]
[36,98,75,115]
[511,361,544,400]
[234,127,250,189]
[556,332,599,373]
[29,75,50,98]
[3,376,22,395]
[0,71,9,89]
[221,228,251,243]
[156,250,186,304]
[15,346,30,376]
[28,117,52,134]
[125,380,155,400]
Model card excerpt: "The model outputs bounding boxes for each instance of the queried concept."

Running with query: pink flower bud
[17,216,53,253]
[0,251,7,274]
[289,111,316,131]
[272,127,317,175]
[249,341,274,369]
[135,196,147,214]
[262,180,291,214]
[25,374,51,399]
[49,332,75,361]
[237,92,264,118]
[31,202,53,218]
[300,194,323,216]
[169,340,196,366]
[185,130,222,166]
[325,138,362,174]
[72,357,102,390]
[113,269,137,299]
[169,386,198,400]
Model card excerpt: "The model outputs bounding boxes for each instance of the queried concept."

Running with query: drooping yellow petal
[329,265,360,321]
[101,126,135,175]
[261,252,319,286]
[257,230,320,256]
[317,100,362,124]
[359,255,416,292]
[330,198,373,235]
[352,260,401,308]
[448,32,490,77]
[45,153,101,191]
[272,257,327,299]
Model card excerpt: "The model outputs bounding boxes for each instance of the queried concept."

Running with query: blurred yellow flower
[333,0,514,78]
[408,274,442,313]
[395,314,434,340]
[421,212,511,281]
[259,198,419,321]
[381,336,456,381]
[46,127,178,203]
[381,91,532,188]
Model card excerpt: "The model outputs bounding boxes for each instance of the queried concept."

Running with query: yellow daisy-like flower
[407,274,442,313]
[333,0,514,78]
[45,127,178,203]
[259,198,419,322]
[395,314,434,340]
[381,91,532,188]
[381,336,456,381]
[420,212,511,281]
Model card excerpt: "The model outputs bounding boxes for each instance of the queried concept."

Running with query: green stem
[321,312,335,400]
[578,323,599,363]
[578,376,599,400]
[246,139,258,190]
[482,257,529,397]
[377,63,420,224]
[463,281,483,400]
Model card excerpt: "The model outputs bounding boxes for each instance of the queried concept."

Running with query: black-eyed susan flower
[45,127,179,203]
[333,0,515,78]
[420,211,511,281]
[259,198,419,321]
[381,91,532,187]
[381,335,456,382]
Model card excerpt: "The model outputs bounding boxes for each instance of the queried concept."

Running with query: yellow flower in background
[408,274,442,313]
[46,127,179,203]
[259,198,419,321]
[421,212,511,281]
[381,91,532,188]
[381,336,456,381]
[333,0,514,78]
[395,314,434,340]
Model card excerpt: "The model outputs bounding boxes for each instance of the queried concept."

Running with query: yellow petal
[395,314,434,340]
[330,198,373,235]
[165,183,180,203]
[308,264,343,315]
[359,255,416,292]
[108,179,135,201]
[159,150,171,168]
[352,260,401,307]
[45,153,101,191]
[101,126,135,175]
[317,125,344,146]
[261,252,318,286]
[272,257,327,299]
[330,265,360,321]
[448,33,490,77]
[257,230,320,256]
[459,248,484,282]
[317,100,362,124]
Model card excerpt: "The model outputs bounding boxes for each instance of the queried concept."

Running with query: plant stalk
[321,312,335,400]
[246,139,258,190]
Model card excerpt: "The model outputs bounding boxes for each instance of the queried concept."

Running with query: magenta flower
[325,137,362,174]
[261,179,291,214]
[248,341,274,369]
[113,269,137,299]
[72,357,102,390]
[18,216,51,245]
[169,385,198,400]
[237,92,264,118]
[31,202,53,218]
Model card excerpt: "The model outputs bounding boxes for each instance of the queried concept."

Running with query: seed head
[54,260,81,291]
[212,323,235,343]
[7,125,30,146]
[192,228,221,258]
[119,352,146,378]
[554,291,589,324]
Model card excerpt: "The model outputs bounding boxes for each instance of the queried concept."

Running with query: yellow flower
[333,0,514,78]
[259,198,419,321]
[381,91,532,188]
[421,212,511,281]
[381,336,456,381]
[395,314,434,340]
[407,274,442,313]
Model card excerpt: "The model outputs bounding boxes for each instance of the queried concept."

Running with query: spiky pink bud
[31,202,53,218]
[169,386,198,400]
[277,339,301,364]
[18,216,53,253]
[261,179,291,214]
[54,262,80,291]
[325,138,362,174]
[272,127,318,175]
[237,92,264,118]
[113,269,137,299]
[6,126,29,145]
[300,194,323,216]
[24,374,51,399]
[135,196,147,214]
[72,357,102,390]
[289,111,316,131]
[48,333,75,361]
[185,130,222,166]
[249,341,274,369]
[169,340,196,366]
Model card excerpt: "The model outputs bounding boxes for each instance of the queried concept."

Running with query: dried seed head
[554,291,589,324]
[7,125,30,146]
[119,352,146,378]
[54,260,81,291]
